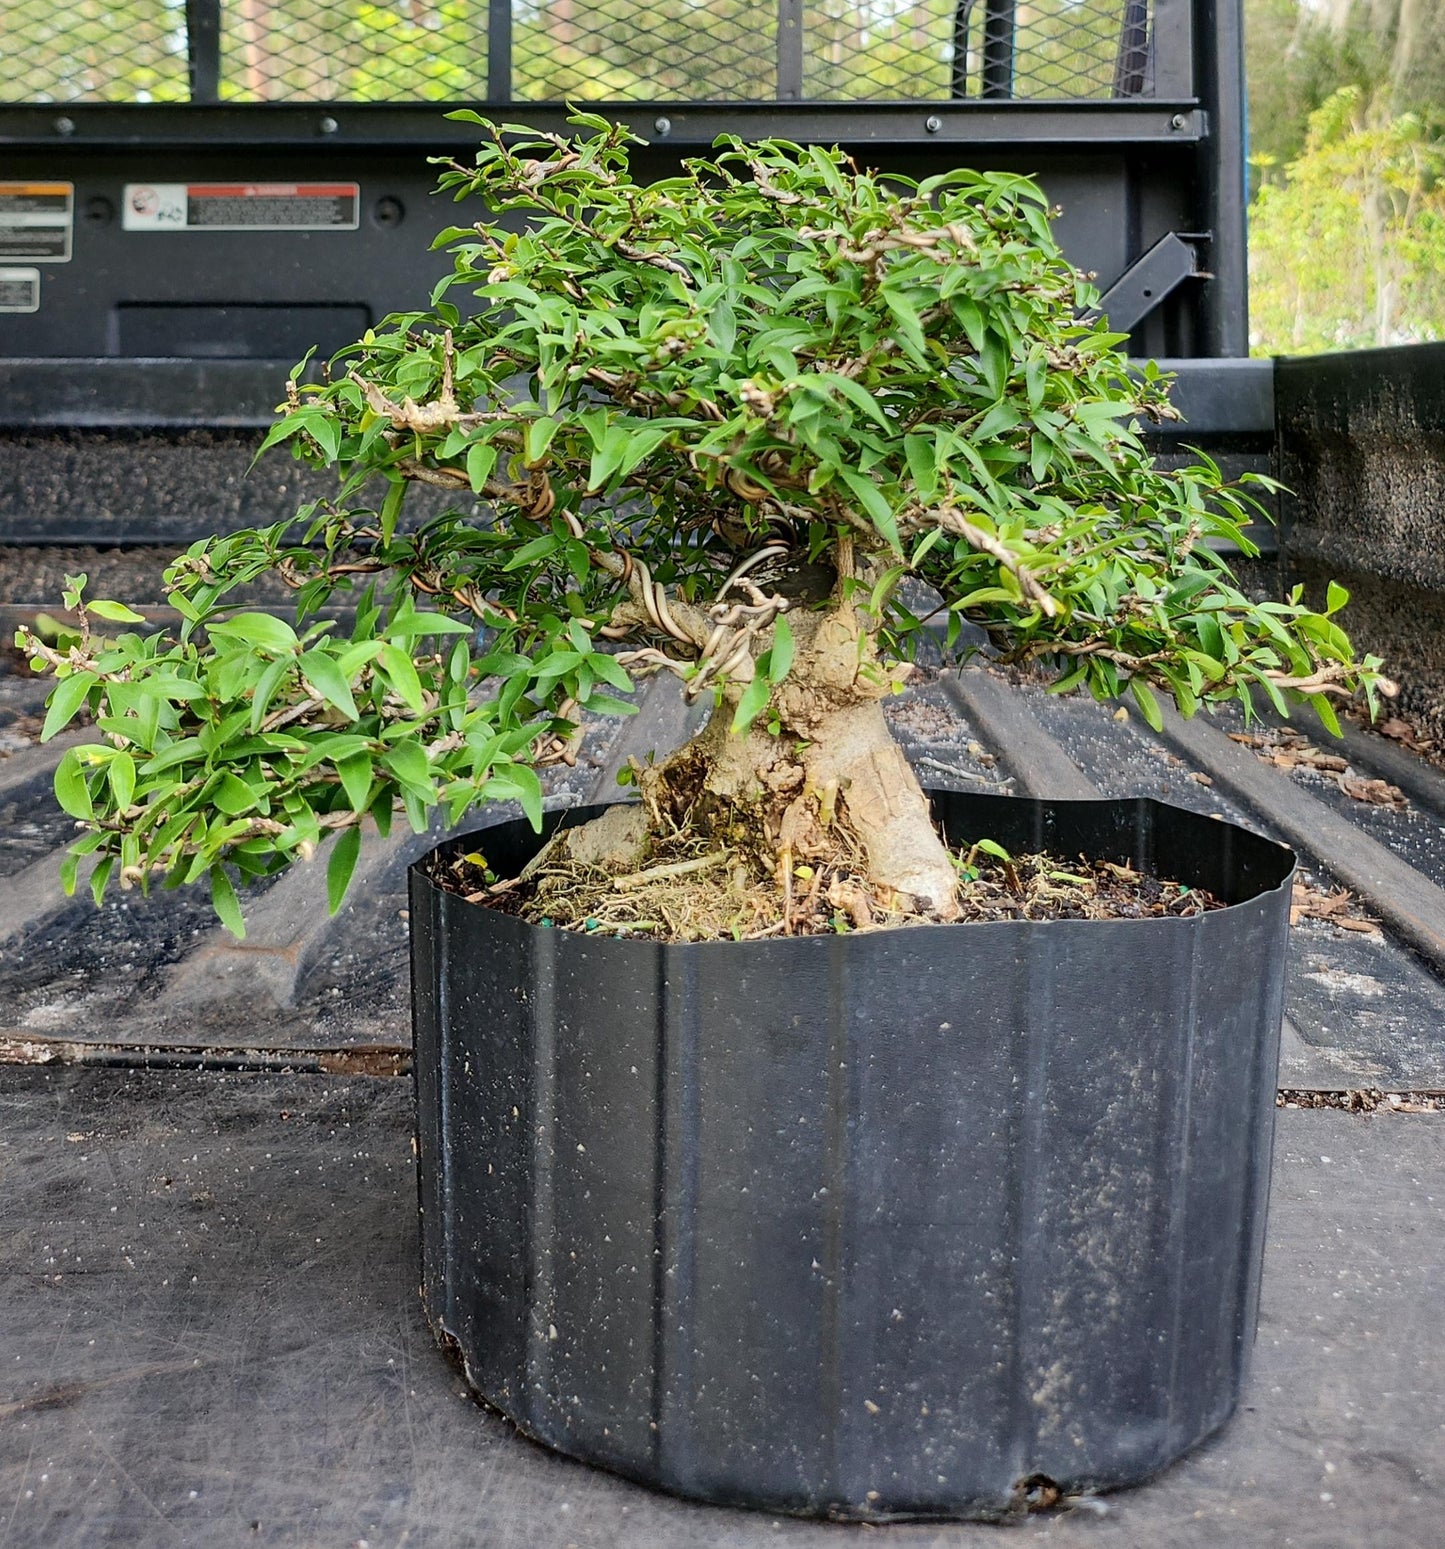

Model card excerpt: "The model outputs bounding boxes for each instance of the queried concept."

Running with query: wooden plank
[940,668,1102,800]
[0,727,98,801]
[1158,705,1445,973]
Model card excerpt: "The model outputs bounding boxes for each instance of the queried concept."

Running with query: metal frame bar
[1114,0,1152,98]
[1194,0,1246,354]
[1151,0,1194,100]
[950,1,977,99]
[0,101,1204,149]
[1083,232,1202,332]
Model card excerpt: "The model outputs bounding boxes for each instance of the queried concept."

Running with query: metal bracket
[1083,232,1206,333]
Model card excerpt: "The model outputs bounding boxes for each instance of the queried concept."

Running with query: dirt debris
[1229,728,1409,809]
[1289,881,1382,934]
[1277,1088,1444,1113]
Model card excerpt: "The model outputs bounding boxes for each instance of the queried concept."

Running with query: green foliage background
[1246,0,1445,351]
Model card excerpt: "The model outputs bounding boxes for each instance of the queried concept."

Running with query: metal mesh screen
[217,2,489,102]
[805,1,1156,102]
[4,1,190,104]
[513,1,774,102]
[3,1,1157,106]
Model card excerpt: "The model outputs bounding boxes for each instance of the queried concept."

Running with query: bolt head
[54,116,76,137]
[924,115,943,134]
[318,115,340,135]
[1170,113,1188,131]
[653,117,672,136]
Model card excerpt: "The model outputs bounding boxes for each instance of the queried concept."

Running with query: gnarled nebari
[19,113,1388,933]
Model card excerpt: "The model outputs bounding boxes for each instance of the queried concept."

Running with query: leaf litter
[1228,728,1408,809]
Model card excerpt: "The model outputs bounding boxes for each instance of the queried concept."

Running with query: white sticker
[0,267,40,312]
[0,183,73,262]
[123,182,360,232]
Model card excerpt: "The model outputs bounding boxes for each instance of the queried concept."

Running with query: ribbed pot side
[410,792,1295,1522]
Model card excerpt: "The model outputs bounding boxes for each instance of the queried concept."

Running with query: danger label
[122,182,360,232]
[0,267,40,312]
[0,183,73,262]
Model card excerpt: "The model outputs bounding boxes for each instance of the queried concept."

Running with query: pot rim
[410,789,1298,947]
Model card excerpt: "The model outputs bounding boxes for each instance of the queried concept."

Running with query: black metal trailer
[0,3,1254,416]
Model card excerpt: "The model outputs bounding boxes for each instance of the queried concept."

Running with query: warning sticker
[0,267,40,312]
[122,182,360,232]
[0,183,73,262]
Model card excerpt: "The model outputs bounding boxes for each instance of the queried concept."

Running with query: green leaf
[108,750,136,811]
[41,672,96,742]
[299,651,359,720]
[210,866,246,940]
[90,855,114,907]
[378,643,427,715]
[466,441,498,493]
[248,657,294,733]
[815,371,890,428]
[525,416,560,465]
[1131,679,1165,732]
[382,740,434,798]
[379,478,405,544]
[730,675,772,736]
[87,599,148,624]
[326,826,362,915]
[769,615,795,683]
[384,612,474,638]
[337,752,374,812]
[208,614,298,653]
[54,748,94,819]
[505,763,544,830]
[1309,692,1344,739]
[212,772,258,816]
[580,692,639,718]
[836,468,901,552]
[904,435,939,503]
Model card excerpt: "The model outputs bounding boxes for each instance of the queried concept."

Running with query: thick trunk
[553,605,962,925]
[666,694,961,918]
[636,606,962,921]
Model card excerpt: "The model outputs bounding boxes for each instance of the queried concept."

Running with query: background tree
[1245,0,1445,351]
[1249,85,1445,349]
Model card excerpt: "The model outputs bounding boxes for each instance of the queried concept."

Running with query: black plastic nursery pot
[409,792,1295,1522]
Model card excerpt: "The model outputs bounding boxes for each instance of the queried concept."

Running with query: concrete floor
[1,1066,1440,1549]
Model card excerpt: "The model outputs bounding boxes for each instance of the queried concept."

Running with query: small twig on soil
[613,850,731,892]
[915,756,1014,788]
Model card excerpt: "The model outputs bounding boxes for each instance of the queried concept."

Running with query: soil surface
[429,831,1226,943]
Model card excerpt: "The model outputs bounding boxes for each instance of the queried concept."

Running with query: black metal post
[1195,0,1248,355]
[777,0,804,103]
[487,0,512,104]
[950,0,977,99]
[1113,0,1151,99]
[980,0,1016,100]
[185,0,222,104]
[1150,0,1194,98]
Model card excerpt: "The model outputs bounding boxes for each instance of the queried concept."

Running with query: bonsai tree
[19,115,1387,932]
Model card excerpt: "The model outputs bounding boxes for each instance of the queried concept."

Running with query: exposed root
[437,805,1225,944]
